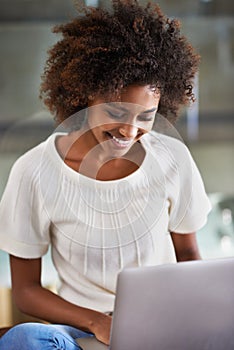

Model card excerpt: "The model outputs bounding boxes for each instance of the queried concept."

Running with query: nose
[119,123,139,139]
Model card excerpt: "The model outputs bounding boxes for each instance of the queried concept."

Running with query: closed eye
[106,109,125,120]
[105,106,157,121]
[138,113,155,122]
[138,107,158,122]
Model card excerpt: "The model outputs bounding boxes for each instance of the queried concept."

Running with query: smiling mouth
[105,132,133,148]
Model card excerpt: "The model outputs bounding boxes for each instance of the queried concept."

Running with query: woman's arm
[170,232,201,262]
[10,255,112,345]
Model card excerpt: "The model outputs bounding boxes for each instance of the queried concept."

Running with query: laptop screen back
[110,258,234,350]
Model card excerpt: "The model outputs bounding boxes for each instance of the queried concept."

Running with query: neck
[56,128,146,180]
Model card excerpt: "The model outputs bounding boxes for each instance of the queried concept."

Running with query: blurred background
[0,0,233,327]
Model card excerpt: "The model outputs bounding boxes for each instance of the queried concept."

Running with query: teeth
[112,135,131,145]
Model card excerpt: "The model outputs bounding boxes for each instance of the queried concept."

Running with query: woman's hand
[90,312,112,345]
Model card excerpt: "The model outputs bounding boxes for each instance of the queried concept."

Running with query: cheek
[87,114,103,130]
[140,121,154,134]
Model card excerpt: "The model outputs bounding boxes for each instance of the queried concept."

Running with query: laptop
[77,258,234,350]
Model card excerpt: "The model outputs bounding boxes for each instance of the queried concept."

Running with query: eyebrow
[107,103,157,114]
[141,107,158,114]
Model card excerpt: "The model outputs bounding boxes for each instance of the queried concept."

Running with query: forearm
[10,255,111,344]
[12,283,105,333]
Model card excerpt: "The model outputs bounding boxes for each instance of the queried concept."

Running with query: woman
[0,1,211,349]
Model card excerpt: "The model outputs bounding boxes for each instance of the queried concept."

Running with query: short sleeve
[0,151,51,258]
[168,140,212,234]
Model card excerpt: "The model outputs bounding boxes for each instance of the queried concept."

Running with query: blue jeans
[0,323,94,350]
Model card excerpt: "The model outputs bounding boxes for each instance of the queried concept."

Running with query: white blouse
[0,131,211,313]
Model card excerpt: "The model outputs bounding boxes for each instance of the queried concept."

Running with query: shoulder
[8,133,58,182]
[142,131,192,165]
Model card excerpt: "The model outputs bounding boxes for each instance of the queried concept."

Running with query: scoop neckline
[46,132,151,185]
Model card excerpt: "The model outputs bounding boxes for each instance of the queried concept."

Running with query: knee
[0,323,49,350]
[4,322,41,338]
[0,322,82,350]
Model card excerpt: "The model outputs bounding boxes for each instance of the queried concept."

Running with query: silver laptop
[77,258,234,350]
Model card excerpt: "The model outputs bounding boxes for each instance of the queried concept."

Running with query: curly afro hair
[40,0,200,125]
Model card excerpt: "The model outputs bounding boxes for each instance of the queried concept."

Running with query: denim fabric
[0,323,94,350]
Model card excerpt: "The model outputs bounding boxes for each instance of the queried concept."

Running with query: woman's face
[86,84,160,157]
